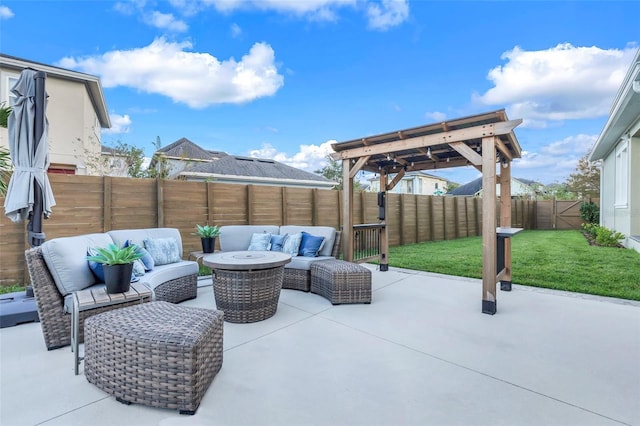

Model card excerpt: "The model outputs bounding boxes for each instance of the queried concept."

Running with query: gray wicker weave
[213,267,284,323]
[310,259,372,305]
[24,247,197,350]
[84,301,224,415]
[282,231,342,292]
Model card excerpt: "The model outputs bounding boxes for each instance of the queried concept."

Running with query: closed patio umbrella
[3,68,55,247]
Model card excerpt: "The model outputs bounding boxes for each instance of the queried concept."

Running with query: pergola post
[379,171,389,271]
[342,158,353,262]
[499,159,513,291]
[481,137,497,315]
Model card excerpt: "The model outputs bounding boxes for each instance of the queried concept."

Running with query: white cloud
[511,134,597,183]
[0,5,14,19]
[230,22,242,38]
[144,11,188,32]
[113,0,146,16]
[367,0,409,31]
[475,43,638,124]
[103,114,132,134]
[425,111,446,122]
[248,140,336,172]
[57,38,284,108]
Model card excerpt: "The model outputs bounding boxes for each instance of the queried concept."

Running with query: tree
[314,156,362,191]
[445,181,460,192]
[565,154,600,199]
[147,136,169,179]
[0,103,11,196]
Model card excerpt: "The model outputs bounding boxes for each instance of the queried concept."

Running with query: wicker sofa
[25,228,198,350]
[218,225,341,292]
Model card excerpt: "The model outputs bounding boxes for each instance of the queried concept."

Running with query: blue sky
[1,0,638,185]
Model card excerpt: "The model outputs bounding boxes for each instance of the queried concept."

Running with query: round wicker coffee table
[203,251,291,323]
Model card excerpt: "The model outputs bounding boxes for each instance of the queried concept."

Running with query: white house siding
[0,58,107,175]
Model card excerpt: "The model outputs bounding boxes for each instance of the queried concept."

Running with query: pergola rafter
[331,109,523,315]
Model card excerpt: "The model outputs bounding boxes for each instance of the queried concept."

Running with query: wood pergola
[330,109,523,314]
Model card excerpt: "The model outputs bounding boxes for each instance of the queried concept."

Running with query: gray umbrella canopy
[3,68,55,245]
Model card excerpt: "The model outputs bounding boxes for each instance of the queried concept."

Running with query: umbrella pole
[28,71,47,247]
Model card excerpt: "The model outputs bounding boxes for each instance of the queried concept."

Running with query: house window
[406,180,413,194]
[3,74,19,106]
[615,141,628,207]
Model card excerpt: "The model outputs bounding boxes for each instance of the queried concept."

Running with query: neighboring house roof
[0,53,111,128]
[156,137,227,161]
[589,48,640,161]
[448,177,483,196]
[181,155,335,188]
[447,177,539,197]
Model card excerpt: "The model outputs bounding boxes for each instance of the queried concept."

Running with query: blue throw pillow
[125,240,155,271]
[247,232,272,251]
[298,232,325,257]
[87,248,105,282]
[270,234,288,252]
[282,233,302,256]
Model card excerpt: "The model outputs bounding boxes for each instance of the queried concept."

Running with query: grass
[388,230,640,301]
[0,285,26,295]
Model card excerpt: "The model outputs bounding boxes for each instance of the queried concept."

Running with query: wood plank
[481,136,497,314]
[342,159,353,261]
[76,289,95,309]
[449,142,483,166]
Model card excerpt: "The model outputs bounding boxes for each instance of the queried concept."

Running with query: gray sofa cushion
[279,226,337,257]
[219,225,280,252]
[285,255,335,271]
[142,261,198,291]
[108,228,185,258]
[41,233,115,296]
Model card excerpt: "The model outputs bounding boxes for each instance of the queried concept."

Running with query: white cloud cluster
[512,134,597,183]
[104,114,132,134]
[144,11,188,32]
[425,111,446,122]
[57,38,284,108]
[367,0,409,31]
[476,43,638,126]
[165,0,408,30]
[248,140,336,172]
[0,5,14,19]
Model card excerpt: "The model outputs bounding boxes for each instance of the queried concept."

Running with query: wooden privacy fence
[1,174,539,286]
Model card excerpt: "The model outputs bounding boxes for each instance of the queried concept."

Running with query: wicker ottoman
[84,301,224,415]
[310,259,372,305]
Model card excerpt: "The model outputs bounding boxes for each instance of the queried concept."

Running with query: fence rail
[0,174,581,286]
[353,223,384,263]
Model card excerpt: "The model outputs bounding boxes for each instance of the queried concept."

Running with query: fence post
[156,177,164,228]
[206,182,214,225]
[281,187,287,225]
[247,185,254,225]
[103,176,112,232]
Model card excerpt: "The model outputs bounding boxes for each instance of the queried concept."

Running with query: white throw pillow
[247,232,272,251]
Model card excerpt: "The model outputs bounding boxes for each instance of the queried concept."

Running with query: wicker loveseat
[25,228,198,350]
[218,225,341,292]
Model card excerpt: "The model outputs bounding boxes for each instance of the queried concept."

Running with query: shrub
[594,226,625,247]
[579,201,599,224]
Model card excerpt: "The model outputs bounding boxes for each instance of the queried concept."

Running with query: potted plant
[87,244,144,294]
[193,224,220,253]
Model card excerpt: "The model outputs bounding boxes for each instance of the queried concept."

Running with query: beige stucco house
[367,171,450,195]
[0,54,110,174]
[588,48,640,252]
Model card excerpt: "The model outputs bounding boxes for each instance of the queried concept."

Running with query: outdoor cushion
[279,226,336,257]
[144,237,181,265]
[270,233,288,251]
[125,240,155,271]
[282,232,303,256]
[132,259,146,276]
[87,248,105,282]
[247,233,272,251]
[218,225,280,252]
[108,228,185,258]
[41,233,115,296]
[298,232,325,257]
[285,256,335,271]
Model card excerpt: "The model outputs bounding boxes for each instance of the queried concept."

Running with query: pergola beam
[448,141,483,166]
[386,169,406,191]
[348,155,370,179]
[330,119,522,161]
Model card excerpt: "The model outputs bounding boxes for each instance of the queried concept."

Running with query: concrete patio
[1,265,639,426]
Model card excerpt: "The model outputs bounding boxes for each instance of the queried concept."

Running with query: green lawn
[387,230,640,301]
